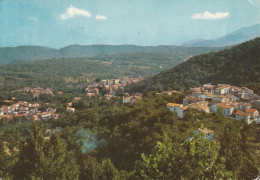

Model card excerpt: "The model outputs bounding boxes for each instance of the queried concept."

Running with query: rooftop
[167,103,182,107]
[198,128,214,135]
[245,108,258,113]
[235,110,249,116]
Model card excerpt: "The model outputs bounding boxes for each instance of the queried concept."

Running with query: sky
[0,0,259,48]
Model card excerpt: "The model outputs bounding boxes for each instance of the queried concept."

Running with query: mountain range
[182,23,260,47]
[0,24,259,65]
[0,45,225,65]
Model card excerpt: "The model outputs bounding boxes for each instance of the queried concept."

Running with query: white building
[245,109,259,119]
[212,103,234,116]
[66,107,75,113]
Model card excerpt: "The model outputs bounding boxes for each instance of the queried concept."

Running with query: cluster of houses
[123,93,143,103]
[0,101,58,123]
[167,84,260,124]
[13,87,54,98]
[85,76,143,99]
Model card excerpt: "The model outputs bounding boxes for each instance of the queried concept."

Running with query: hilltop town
[166,83,260,124]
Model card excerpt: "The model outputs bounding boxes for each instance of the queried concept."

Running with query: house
[198,105,210,113]
[190,87,201,93]
[31,115,39,121]
[86,93,95,97]
[194,128,214,141]
[197,94,207,101]
[226,94,237,102]
[231,102,240,110]
[205,93,217,101]
[245,109,258,119]
[0,114,13,120]
[74,97,82,101]
[123,97,132,103]
[166,103,183,113]
[19,106,28,111]
[52,114,59,119]
[29,103,40,108]
[177,106,189,118]
[239,102,252,111]
[188,102,209,113]
[46,108,56,113]
[104,94,115,99]
[212,103,234,116]
[1,106,11,114]
[66,107,75,113]
[39,113,53,120]
[67,102,73,107]
[235,110,250,122]
[203,84,215,94]
[215,86,230,95]
[93,88,99,95]
[241,87,254,95]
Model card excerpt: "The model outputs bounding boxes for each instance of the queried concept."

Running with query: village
[13,87,54,98]
[0,100,59,123]
[166,83,260,124]
[0,76,143,122]
[1,81,259,128]
[84,76,143,100]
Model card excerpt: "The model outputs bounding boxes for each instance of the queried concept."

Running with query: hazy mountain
[0,44,225,65]
[182,24,260,47]
[0,46,62,65]
[129,38,260,94]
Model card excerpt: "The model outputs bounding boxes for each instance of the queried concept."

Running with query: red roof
[235,110,249,116]
[245,108,257,113]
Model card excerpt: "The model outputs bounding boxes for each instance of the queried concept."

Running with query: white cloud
[60,5,91,20]
[28,17,39,21]
[96,15,107,20]
[191,11,229,20]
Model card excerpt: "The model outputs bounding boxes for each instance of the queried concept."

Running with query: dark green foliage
[129,38,260,94]
[0,92,258,179]
[14,122,80,179]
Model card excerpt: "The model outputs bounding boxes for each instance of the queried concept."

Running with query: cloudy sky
[0,0,259,48]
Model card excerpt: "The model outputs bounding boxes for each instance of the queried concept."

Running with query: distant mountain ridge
[182,23,260,47]
[0,44,225,65]
[129,37,260,94]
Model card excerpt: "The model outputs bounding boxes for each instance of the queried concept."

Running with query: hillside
[128,38,260,94]
[0,45,224,65]
[182,23,260,47]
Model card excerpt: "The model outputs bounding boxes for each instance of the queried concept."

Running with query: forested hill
[0,45,225,65]
[128,38,260,94]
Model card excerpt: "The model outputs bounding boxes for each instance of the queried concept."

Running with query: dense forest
[0,44,225,65]
[128,38,260,94]
[0,93,259,179]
